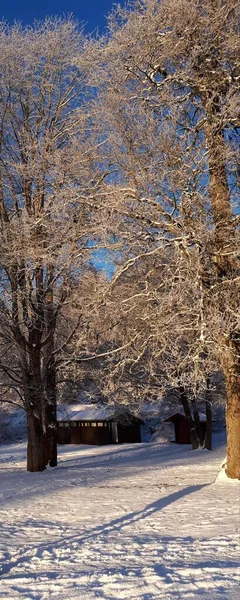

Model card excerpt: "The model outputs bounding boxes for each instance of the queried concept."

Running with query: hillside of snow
[0,433,239,599]
[0,404,27,443]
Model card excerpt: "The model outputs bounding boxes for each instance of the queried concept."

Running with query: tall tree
[0,19,104,471]
[93,0,239,476]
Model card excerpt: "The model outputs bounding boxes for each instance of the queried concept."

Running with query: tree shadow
[0,435,224,508]
[1,483,208,578]
[1,481,239,600]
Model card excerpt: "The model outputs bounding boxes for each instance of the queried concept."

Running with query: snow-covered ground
[0,434,239,600]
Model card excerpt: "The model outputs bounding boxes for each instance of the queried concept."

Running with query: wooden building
[57,404,143,446]
[164,412,206,444]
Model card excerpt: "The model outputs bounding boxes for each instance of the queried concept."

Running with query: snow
[0,404,26,443]
[216,458,240,484]
[0,433,239,599]
[57,403,139,422]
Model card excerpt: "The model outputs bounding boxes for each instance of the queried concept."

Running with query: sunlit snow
[0,433,239,599]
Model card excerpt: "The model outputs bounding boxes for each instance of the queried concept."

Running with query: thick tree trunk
[220,338,240,478]
[204,97,235,280]
[206,128,232,242]
[27,413,46,472]
[225,371,240,479]
[179,386,200,449]
[204,100,239,474]
[22,325,49,472]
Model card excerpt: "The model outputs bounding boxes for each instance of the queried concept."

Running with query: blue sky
[0,0,123,32]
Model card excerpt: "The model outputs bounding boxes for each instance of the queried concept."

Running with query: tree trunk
[27,413,46,472]
[179,385,200,449]
[220,338,240,479]
[204,401,212,451]
[225,372,240,479]
[44,367,57,468]
[204,100,239,474]
[192,398,205,446]
[44,280,57,467]
[22,335,46,472]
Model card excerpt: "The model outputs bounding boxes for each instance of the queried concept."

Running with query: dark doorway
[117,423,141,443]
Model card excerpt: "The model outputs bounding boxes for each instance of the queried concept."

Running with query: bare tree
[89,0,239,476]
[0,19,106,471]
[83,248,217,446]
[1,4,238,478]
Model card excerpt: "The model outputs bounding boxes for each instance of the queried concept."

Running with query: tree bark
[179,385,200,449]
[43,280,57,467]
[27,413,46,472]
[24,330,46,472]
[204,401,212,451]
[204,98,239,474]
[192,398,205,446]
[223,345,240,479]
[44,365,57,468]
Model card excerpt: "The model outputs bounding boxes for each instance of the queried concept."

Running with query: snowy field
[0,435,239,600]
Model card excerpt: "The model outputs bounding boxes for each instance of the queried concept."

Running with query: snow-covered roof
[164,411,206,422]
[57,403,141,422]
